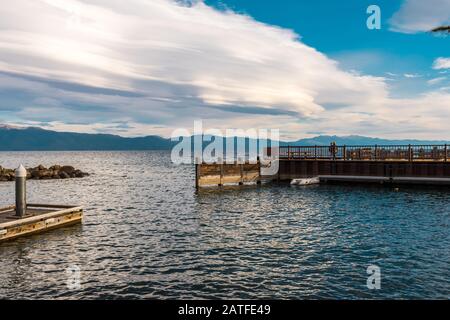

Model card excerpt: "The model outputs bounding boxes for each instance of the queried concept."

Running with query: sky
[0,0,449,140]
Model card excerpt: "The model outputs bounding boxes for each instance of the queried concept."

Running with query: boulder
[59,171,70,179]
[60,166,75,174]
[74,170,84,178]
[0,165,88,181]
[30,170,41,179]
[41,169,53,178]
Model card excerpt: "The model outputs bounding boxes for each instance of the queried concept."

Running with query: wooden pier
[196,144,450,187]
[274,144,450,185]
[196,160,261,187]
[0,204,83,242]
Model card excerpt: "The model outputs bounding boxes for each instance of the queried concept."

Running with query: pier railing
[275,144,449,162]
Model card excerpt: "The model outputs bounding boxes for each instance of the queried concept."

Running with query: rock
[60,166,75,174]
[30,170,41,179]
[74,170,84,178]
[59,171,70,179]
[0,164,88,182]
[35,169,51,179]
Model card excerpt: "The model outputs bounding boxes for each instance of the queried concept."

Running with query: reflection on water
[0,151,449,299]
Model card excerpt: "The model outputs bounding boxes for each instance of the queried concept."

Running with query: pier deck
[274,144,450,185]
[196,144,450,187]
[318,175,450,185]
[0,204,83,242]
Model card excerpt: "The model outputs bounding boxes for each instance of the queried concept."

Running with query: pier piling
[15,164,27,217]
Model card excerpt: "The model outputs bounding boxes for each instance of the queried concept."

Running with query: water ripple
[0,151,449,299]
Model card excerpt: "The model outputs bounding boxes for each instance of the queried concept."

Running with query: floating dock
[0,204,83,242]
[0,164,84,242]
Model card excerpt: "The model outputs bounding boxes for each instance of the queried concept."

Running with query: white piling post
[15,164,27,217]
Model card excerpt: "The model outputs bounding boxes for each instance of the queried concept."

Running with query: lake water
[0,151,448,299]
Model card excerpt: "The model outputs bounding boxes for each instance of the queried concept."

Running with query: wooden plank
[243,171,260,182]
[197,160,262,187]
[27,203,79,209]
[222,175,244,184]
[0,210,82,242]
[0,205,15,214]
[0,206,83,229]
[198,175,221,186]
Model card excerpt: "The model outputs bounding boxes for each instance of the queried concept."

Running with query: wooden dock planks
[196,161,261,187]
[0,205,83,242]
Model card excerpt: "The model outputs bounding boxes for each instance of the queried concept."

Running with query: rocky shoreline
[0,165,89,182]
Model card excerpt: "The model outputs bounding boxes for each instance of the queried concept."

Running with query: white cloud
[427,77,446,85]
[390,0,450,33]
[0,0,389,133]
[0,0,449,140]
[0,0,389,116]
[404,73,422,78]
[433,57,450,69]
[297,91,450,140]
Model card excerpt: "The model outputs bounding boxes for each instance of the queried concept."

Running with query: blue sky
[0,0,449,139]
[205,0,449,96]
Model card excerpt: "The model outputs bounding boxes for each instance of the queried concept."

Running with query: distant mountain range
[284,135,450,146]
[0,126,173,151]
[0,125,448,151]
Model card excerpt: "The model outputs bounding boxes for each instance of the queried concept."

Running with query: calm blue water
[0,151,448,299]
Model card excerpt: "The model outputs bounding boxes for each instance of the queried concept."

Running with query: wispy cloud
[0,0,449,139]
[390,0,450,33]
[403,73,422,78]
[0,0,387,134]
[433,57,450,69]
[427,77,446,85]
